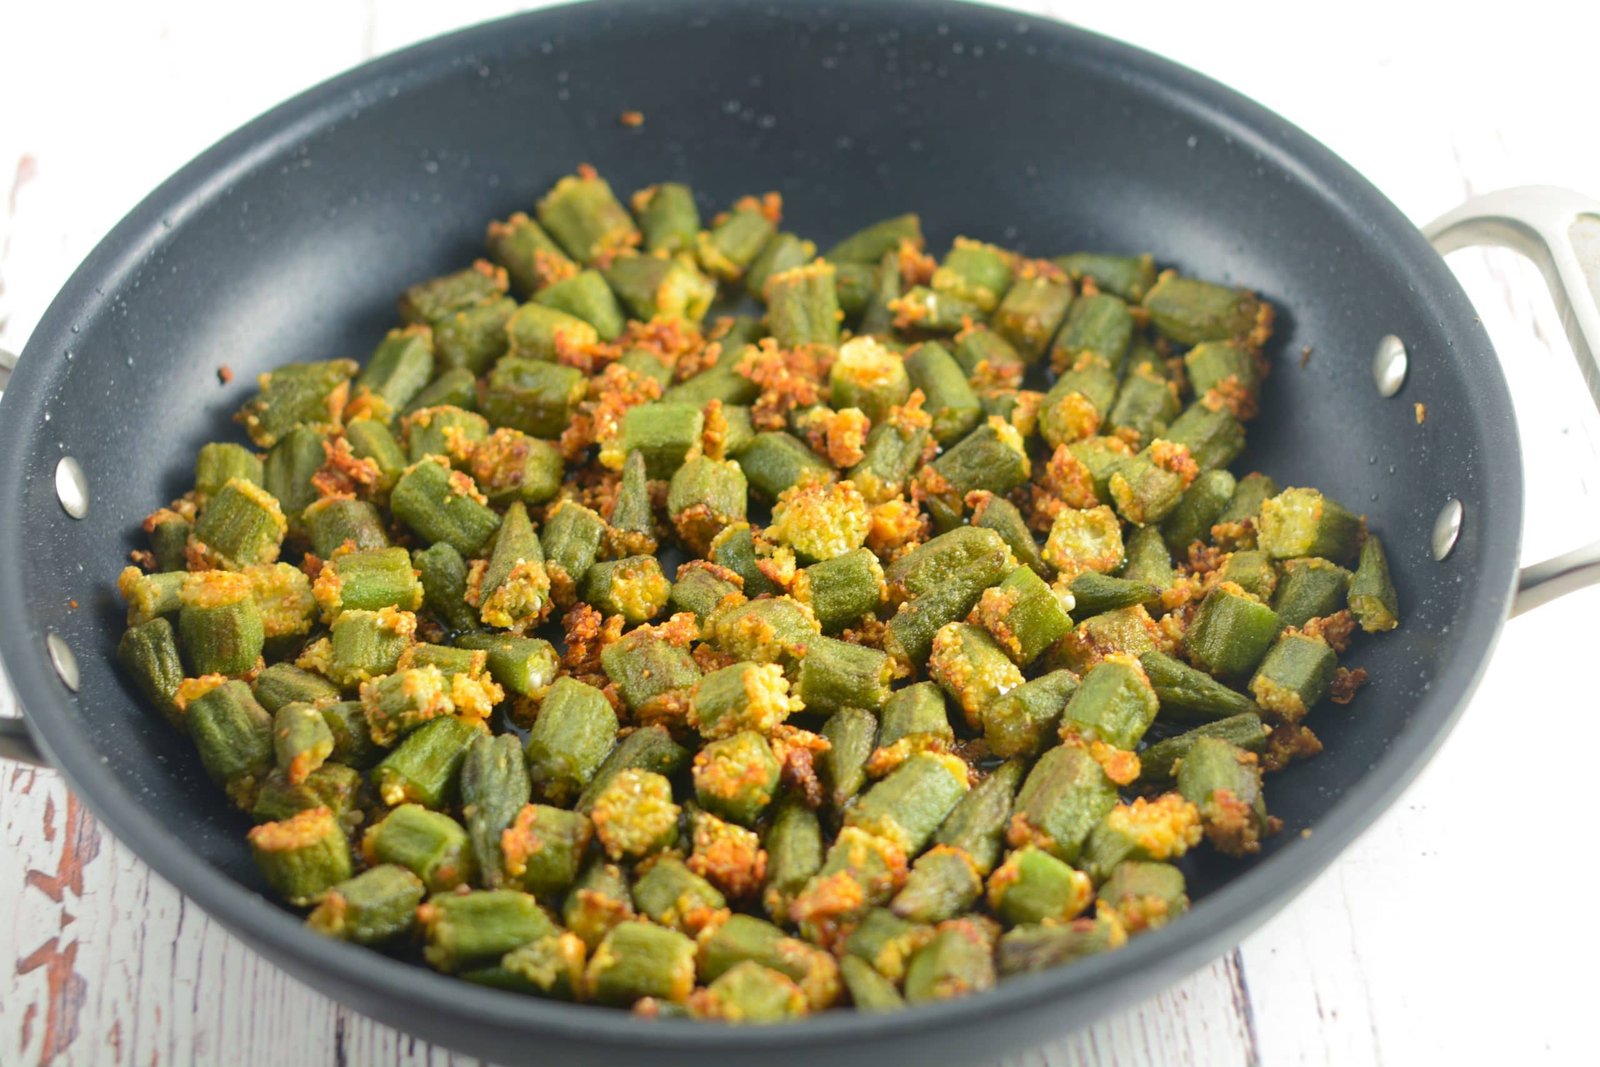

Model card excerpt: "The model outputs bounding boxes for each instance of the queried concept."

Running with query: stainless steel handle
[1424,186,1600,616]
[0,346,47,766]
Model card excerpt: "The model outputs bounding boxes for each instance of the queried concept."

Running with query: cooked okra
[115,166,1399,1019]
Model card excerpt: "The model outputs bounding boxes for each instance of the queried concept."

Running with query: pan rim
[0,0,1523,1052]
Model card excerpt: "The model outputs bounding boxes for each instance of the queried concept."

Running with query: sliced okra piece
[891,846,982,925]
[1176,736,1272,856]
[982,670,1080,759]
[273,702,334,785]
[889,279,991,334]
[473,502,551,632]
[563,856,637,949]
[358,664,456,745]
[455,635,559,702]
[1186,340,1262,418]
[147,510,193,572]
[501,803,593,898]
[968,491,1050,579]
[765,261,841,349]
[1249,632,1336,723]
[840,907,929,984]
[792,548,885,634]
[825,213,923,264]
[830,336,911,424]
[1107,448,1191,527]
[371,714,487,810]
[402,366,479,417]
[1051,604,1164,675]
[930,237,1014,314]
[922,418,1031,521]
[318,700,385,770]
[1042,504,1125,580]
[1272,557,1354,628]
[992,269,1074,363]
[1259,487,1361,564]
[858,248,904,337]
[1348,533,1400,632]
[631,182,700,256]
[480,357,586,439]
[397,642,488,678]
[697,194,780,282]
[599,623,700,720]
[972,566,1074,667]
[1058,654,1159,751]
[707,523,777,598]
[235,358,359,448]
[607,450,658,556]
[1211,471,1279,548]
[1164,401,1245,473]
[362,803,474,892]
[1068,572,1158,618]
[398,261,508,325]
[1142,272,1273,347]
[432,297,514,377]
[791,828,910,936]
[934,758,1026,875]
[251,762,361,824]
[1107,361,1181,446]
[195,442,264,503]
[313,546,423,623]
[405,405,489,465]
[344,416,408,493]
[662,359,761,407]
[927,622,1024,730]
[1138,650,1259,723]
[118,617,185,726]
[762,799,824,922]
[748,231,819,300]
[904,342,982,444]
[690,959,808,1023]
[524,676,618,805]
[1007,742,1117,863]
[584,921,698,1007]
[577,724,691,812]
[460,732,532,888]
[391,457,501,557]
[1056,251,1156,302]
[1061,436,1134,503]
[1049,292,1133,374]
[589,767,681,860]
[707,597,822,679]
[254,428,324,533]
[194,477,288,569]
[845,752,970,855]
[996,914,1126,976]
[986,844,1093,925]
[536,168,639,265]
[248,806,352,907]
[179,571,266,676]
[491,931,589,1000]
[1121,526,1176,594]
[1136,712,1269,784]
[1160,468,1236,552]
[603,252,716,324]
[693,730,782,826]
[797,636,893,716]
[187,680,274,807]
[633,855,727,934]
[818,705,877,815]
[668,455,748,555]
[885,526,1010,604]
[1039,356,1118,447]
[903,918,997,1004]
[304,497,389,559]
[669,560,746,625]
[950,324,1027,380]
[419,888,555,974]
[466,428,564,507]
[1184,583,1282,678]
[697,912,840,1010]
[687,807,768,900]
[605,402,704,479]
[535,268,626,341]
[541,501,606,598]
[1097,861,1189,934]
[848,416,930,504]
[736,430,836,502]
[840,956,906,1013]
[1079,794,1203,883]
[412,542,479,634]
[1218,549,1279,602]
[688,661,797,740]
[505,302,600,363]
[486,212,576,296]
[874,682,954,761]
[306,864,426,946]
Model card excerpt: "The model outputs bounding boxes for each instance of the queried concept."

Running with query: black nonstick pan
[2,2,1597,1064]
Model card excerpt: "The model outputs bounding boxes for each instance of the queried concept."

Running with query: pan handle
[0,345,47,766]
[1424,186,1600,616]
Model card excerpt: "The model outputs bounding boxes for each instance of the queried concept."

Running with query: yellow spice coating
[479,559,553,632]
[590,769,681,860]
[1105,794,1203,861]
[248,563,316,638]
[768,480,872,562]
[1043,505,1125,579]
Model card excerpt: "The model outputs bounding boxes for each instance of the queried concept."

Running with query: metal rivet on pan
[1372,335,1408,397]
[55,456,89,519]
[1432,498,1463,561]
[46,633,80,692]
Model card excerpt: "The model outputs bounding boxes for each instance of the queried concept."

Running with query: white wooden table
[3,2,1596,1063]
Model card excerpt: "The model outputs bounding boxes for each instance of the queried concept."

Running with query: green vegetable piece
[927,622,1024,731]
[1143,273,1272,347]
[632,856,726,934]
[632,182,700,256]
[1249,632,1337,723]
[362,803,475,892]
[996,914,1125,975]
[195,442,264,504]
[391,457,501,557]
[248,806,352,907]
[669,561,746,626]
[762,799,824,922]
[1139,650,1259,723]
[480,357,586,439]
[236,359,359,448]
[372,715,486,810]
[306,864,427,946]
[697,195,779,281]
[526,676,619,805]
[736,431,835,501]
[1122,526,1176,593]
[903,918,996,1003]
[460,732,533,888]
[930,237,1013,313]
[1049,293,1132,373]
[1348,533,1401,632]
[1058,655,1159,750]
[541,501,606,597]
[1176,736,1272,856]
[118,617,185,727]
[344,417,408,492]
[891,846,982,924]
[904,342,982,444]
[272,702,334,785]
[1160,469,1237,552]
[402,367,478,416]
[599,624,700,721]
[195,477,289,569]
[1185,341,1261,417]
[830,336,911,425]
[1056,251,1157,302]
[693,730,782,826]
[610,402,705,480]
[972,566,1074,668]
[486,212,576,296]
[825,213,922,263]
[798,635,893,716]
[1068,572,1157,618]
[1107,362,1181,447]
[405,405,489,465]
[420,888,555,973]
[1164,401,1245,473]
[845,752,970,855]
[688,661,796,740]
[993,271,1073,363]
[412,542,479,634]
[1097,861,1189,934]
[187,680,274,807]
[1272,557,1354,628]
[466,428,565,507]
[1137,712,1269,784]
[501,803,593,898]
[819,706,878,813]
[563,857,637,949]
[495,931,589,1000]
[535,268,626,341]
[576,725,690,812]
[668,455,748,555]
[1184,584,1282,679]
[304,497,390,560]
[840,956,906,1013]
[1259,487,1362,564]
[584,921,697,1007]
[982,671,1080,759]
[765,261,841,349]
[790,548,884,634]
[933,758,1026,875]
[1009,743,1117,863]
[313,546,423,623]
[1218,549,1279,602]
[179,571,266,676]
[987,845,1093,925]
[925,418,1031,521]
[433,297,515,376]
[603,253,716,324]
[537,169,639,265]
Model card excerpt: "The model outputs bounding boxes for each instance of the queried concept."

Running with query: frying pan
[1,2,1597,1063]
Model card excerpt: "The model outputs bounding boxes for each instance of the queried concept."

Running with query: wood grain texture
[3,1,1597,1064]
